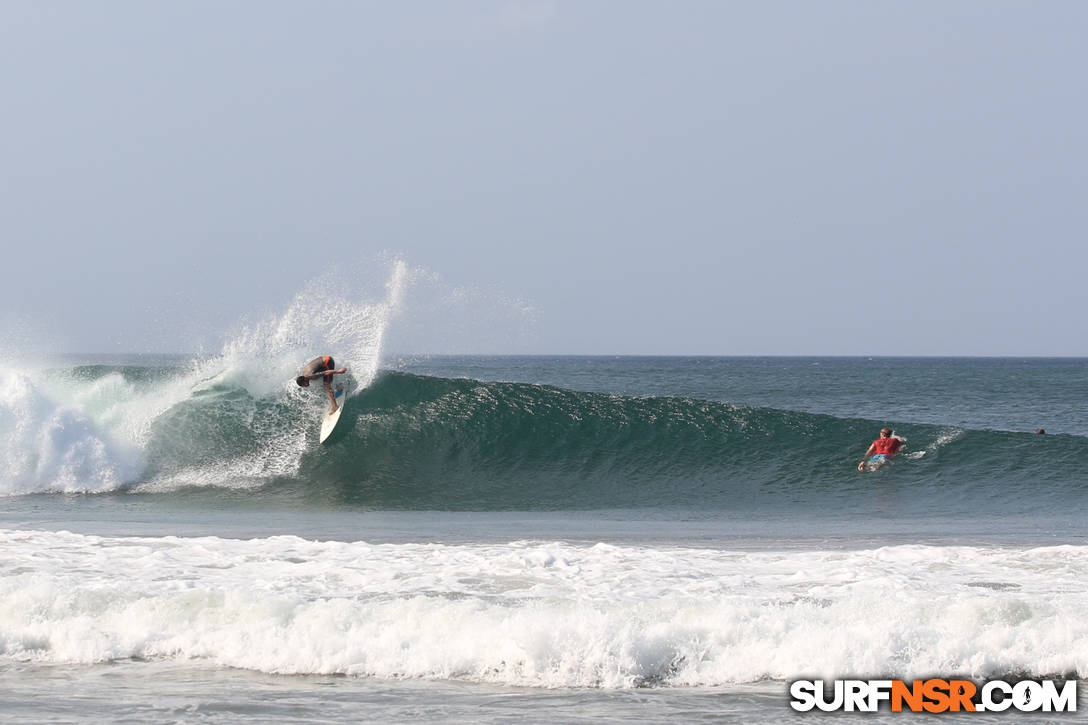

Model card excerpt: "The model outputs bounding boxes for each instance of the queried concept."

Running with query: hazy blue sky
[2,1,1085,355]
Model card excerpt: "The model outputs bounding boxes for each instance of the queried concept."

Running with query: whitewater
[2,530,1086,688]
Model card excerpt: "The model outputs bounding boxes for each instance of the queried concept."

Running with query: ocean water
[1,280,1086,722]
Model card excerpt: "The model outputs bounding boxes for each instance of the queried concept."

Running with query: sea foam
[1,529,1084,687]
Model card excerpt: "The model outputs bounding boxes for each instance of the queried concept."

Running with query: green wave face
[137,370,1087,512]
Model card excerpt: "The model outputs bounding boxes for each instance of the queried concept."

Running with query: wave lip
[1,530,1085,687]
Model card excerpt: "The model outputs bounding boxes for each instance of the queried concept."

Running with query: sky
[1,1,1085,356]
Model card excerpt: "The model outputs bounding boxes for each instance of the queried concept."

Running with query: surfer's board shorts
[868,454,887,464]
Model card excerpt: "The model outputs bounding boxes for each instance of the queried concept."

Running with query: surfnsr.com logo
[789,679,1077,713]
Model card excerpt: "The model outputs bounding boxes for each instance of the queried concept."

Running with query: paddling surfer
[295,356,347,412]
[858,427,901,471]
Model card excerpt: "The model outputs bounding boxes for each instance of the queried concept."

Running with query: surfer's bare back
[295,356,347,411]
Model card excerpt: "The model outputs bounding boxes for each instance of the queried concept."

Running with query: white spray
[0,259,410,495]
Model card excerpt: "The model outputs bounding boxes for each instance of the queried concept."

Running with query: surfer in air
[858,427,901,471]
[296,356,348,412]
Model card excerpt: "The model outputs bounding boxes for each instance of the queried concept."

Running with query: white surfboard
[319,388,345,443]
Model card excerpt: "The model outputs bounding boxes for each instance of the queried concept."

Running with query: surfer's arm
[857,443,876,471]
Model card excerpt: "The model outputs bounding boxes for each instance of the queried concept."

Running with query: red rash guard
[872,437,901,456]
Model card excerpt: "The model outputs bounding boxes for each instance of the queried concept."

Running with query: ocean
[2,297,1086,723]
